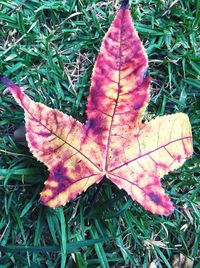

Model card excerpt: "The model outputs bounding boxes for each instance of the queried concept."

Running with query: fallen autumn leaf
[0,0,193,215]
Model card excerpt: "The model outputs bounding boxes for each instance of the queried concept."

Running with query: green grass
[0,0,199,267]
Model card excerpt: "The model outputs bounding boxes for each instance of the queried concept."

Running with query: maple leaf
[0,2,193,215]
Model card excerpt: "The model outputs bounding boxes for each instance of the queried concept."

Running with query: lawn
[0,0,199,267]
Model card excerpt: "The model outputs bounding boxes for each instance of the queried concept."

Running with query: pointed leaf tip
[0,76,14,87]
[120,0,129,9]
[0,75,8,84]
[0,77,23,99]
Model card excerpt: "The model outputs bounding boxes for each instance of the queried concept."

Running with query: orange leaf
[0,2,193,215]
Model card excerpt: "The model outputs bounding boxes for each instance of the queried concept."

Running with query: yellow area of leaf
[107,113,192,215]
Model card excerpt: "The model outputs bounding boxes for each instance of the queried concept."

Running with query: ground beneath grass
[0,0,199,267]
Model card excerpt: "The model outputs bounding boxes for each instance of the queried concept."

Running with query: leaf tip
[0,75,11,86]
[120,0,129,9]
[0,75,21,95]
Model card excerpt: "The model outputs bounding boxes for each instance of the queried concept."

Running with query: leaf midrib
[108,135,192,173]
[104,11,124,172]
[25,104,101,172]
